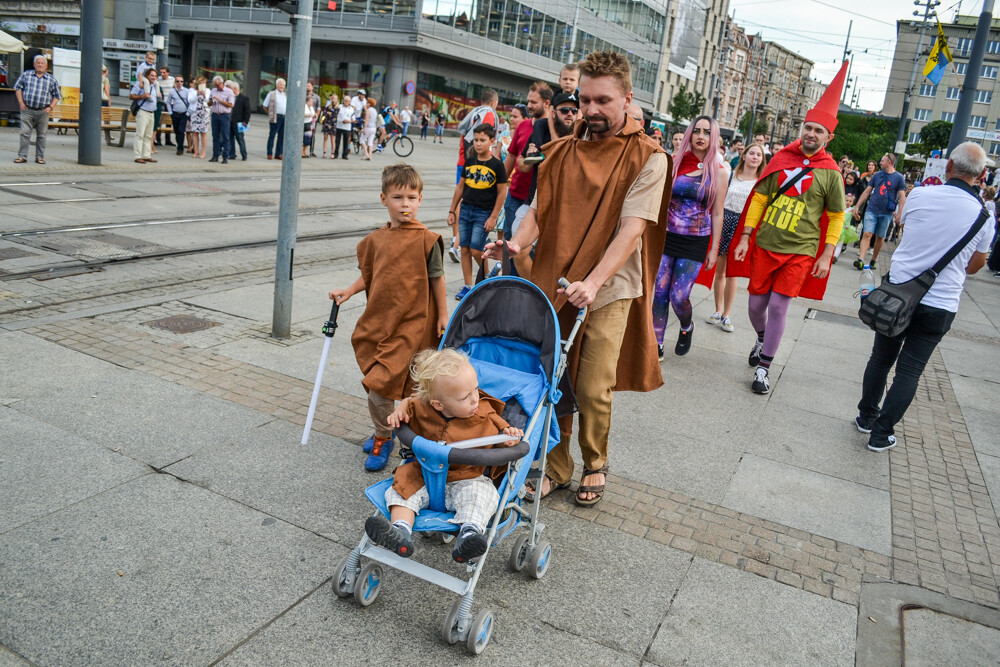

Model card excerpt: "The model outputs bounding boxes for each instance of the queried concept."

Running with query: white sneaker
[751,367,770,394]
[707,312,722,325]
[721,317,734,333]
[448,245,460,263]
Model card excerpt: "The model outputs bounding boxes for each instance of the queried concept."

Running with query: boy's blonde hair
[381,163,424,194]
[410,348,471,401]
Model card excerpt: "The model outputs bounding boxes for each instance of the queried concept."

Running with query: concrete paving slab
[0,407,151,533]
[647,559,855,666]
[0,644,32,666]
[783,339,871,384]
[0,474,339,666]
[165,421,378,544]
[798,317,874,354]
[0,330,127,404]
[768,364,862,422]
[903,608,1000,666]
[11,370,272,468]
[722,454,891,555]
[745,403,890,491]
[219,563,637,666]
[474,513,691,657]
[939,337,1000,383]
[950,376,1000,459]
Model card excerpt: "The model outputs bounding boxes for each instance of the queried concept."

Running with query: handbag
[130,98,141,117]
[859,206,988,337]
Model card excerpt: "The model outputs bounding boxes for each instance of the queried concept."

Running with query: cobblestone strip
[541,475,892,608]
[26,319,374,446]
[888,349,1000,608]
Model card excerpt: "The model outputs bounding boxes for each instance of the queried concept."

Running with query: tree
[667,85,707,123]
[826,113,900,165]
[738,109,768,137]
[919,120,953,151]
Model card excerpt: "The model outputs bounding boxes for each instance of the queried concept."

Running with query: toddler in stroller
[365,348,523,563]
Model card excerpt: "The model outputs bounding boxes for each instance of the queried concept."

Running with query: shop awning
[0,29,27,54]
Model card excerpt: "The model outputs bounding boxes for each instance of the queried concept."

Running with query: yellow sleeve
[825,210,845,246]
[743,191,769,230]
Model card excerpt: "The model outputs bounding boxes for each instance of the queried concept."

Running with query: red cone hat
[804,60,848,132]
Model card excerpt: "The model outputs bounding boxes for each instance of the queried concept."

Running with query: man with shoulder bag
[855,142,994,452]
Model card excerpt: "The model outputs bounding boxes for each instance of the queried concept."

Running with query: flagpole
[896,0,940,154]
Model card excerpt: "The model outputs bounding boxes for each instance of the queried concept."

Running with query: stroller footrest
[359,542,470,596]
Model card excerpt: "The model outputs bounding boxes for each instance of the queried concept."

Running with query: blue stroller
[332,274,586,654]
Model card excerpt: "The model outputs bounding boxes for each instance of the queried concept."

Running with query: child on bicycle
[447,123,508,301]
[328,164,448,472]
[365,348,523,563]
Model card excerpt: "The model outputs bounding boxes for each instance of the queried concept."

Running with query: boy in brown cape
[329,164,448,472]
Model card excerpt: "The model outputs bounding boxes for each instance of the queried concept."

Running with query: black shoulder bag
[859,207,988,338]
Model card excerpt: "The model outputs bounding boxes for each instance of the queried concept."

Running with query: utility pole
[158,0,170,57]
[712,13,733,119]
[745,37,766,140]
[271,0,313,338]
[78,0,102,166]
[896,0,940,153]
[948,0,996,152]
[841,20,852,105]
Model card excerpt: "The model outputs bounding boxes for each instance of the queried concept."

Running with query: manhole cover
[13,232,170,261]
[0,247,38,260]
[143,314,220,333]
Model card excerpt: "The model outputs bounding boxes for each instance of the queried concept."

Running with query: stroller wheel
[442,599,462,644]
[436,531,456,545]
[353,562,383,607]
[466,608,495,655]
[508,535,530,572]
[527,540,552,580]
[332,553,355,598]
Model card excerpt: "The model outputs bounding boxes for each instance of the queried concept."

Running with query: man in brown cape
[484,51,670,506]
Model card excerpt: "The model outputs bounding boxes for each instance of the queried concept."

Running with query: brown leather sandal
[524,475,570,502]
[575,464,609,506]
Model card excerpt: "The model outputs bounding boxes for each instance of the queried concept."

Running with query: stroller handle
[322,302,340,337]
[396,425,530,467]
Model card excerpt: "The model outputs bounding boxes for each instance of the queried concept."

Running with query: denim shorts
[863,210,893,238]
[458,204,492,251]
[501,193,524,235]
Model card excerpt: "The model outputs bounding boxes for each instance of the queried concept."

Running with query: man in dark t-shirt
[521,91,579,205]
[852,153,907,269]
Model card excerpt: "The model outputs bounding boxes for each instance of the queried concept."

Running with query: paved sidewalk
[2,131,1000,664]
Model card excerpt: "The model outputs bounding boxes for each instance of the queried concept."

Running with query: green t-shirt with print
[753,168,845,256]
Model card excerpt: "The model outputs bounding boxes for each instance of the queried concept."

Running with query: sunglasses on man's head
[556,107,578,115]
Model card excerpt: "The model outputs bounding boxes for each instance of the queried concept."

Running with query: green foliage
[919,120,953,151]
[667,85,707,124]
[826,113,901,164]
[738,109,769,137]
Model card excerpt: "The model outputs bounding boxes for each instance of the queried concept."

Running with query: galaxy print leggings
[652,254,703,345]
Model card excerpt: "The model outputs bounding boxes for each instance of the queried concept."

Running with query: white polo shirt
[888,181,995,312]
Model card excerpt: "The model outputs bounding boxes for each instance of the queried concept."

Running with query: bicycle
[376,128,414,157]
[350,123,361,155]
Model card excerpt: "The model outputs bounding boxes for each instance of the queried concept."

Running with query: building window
[988,40,1000,54]
[975,90,993,104]
[941,112,955,122]
[946,87,961,100]
[955,62,968,75]
[995,118,1000,130]
[990,142,1000,156]
[981,65,998,79]
[913,108,932,121]
[908,132,921,144]
[919,83,937,97]
[957,38,973,56]
[971,115,987,128]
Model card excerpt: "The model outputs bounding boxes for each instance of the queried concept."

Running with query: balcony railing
[169,1,417,31]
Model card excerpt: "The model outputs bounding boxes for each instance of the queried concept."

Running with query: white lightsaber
[301,301,340,445]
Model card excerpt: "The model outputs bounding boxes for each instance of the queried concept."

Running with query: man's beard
[531,107,546,120]
[801,137,822,152]
[554,118,575,137]
[584,115,611,135]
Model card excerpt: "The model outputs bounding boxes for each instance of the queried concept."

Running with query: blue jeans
[501,193,524,236]
[402,121,410,136]
[229,123,246,159]
[211,113,231,159]
[267,116,285,157]
[458,204,492,252]
[863,210,892,238]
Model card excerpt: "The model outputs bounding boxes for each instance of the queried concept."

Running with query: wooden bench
[122,108,174,145]
[49,105,131,146]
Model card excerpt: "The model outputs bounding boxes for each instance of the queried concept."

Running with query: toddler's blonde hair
[410,348,471,402]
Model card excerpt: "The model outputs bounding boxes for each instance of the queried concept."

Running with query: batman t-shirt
[753,168,845,256]
[460,155,508,210]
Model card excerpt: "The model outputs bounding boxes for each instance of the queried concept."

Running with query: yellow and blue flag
[923,20,953,85]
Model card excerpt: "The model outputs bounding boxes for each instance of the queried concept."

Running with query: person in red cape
[703,62,848,394]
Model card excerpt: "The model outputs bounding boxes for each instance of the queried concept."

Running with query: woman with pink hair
[652,115,727,358]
